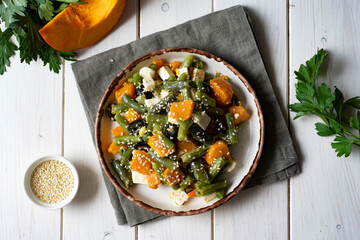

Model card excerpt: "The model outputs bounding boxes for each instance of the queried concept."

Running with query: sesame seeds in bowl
[24,155,79,209]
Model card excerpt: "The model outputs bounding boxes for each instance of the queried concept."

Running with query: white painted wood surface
[1,0,359,239]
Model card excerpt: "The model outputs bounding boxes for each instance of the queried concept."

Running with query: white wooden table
[1,0,359,239]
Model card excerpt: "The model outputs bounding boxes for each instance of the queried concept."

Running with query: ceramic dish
[23,154,79,209]
[95,48,264,216]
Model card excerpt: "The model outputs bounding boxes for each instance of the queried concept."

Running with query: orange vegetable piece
[152,59,167,71]
[131,150,153,175]
[148,132,176,157]
[210,77,234,106]
[146,170,161,189]
[228,105,250,125]
[205,140,232,165]
[126,108,142,123]
[39,0,126,51]
[111,125,127,137]
[177,140,198,153]
[170,61,182,73]
[115,83,136,103]
[169,100,195,121]
[163,168,185,187]
[187,189,198,197]
[107,142,126,154]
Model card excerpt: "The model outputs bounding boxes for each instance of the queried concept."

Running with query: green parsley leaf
[331,136,355,158]
[315,83,335,111]
[0,28,18,74]
[0,0,26,27]
[344,96,360,109]
[333,88,344,122]
[315,123,335,137]
[38,0,54,21]
[349,113,360,131]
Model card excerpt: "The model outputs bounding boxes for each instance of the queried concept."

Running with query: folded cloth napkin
[71,5,299,227]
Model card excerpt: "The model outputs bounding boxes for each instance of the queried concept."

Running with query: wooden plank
[0,57,62,238]
[62,1,139,239]
[289,0,360,239]
[213,1,289,239]
[138,1,213,240]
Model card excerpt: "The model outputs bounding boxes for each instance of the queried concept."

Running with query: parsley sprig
[290,49,360,157]
[0,0,85,75]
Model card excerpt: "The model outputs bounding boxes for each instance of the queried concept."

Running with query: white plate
[95,48,264,216]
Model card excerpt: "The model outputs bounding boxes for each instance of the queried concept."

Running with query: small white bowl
[24,155,79,209]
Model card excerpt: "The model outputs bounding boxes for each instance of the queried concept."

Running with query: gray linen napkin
[71,5,299,227]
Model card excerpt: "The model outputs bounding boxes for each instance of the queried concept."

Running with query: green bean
[178,73,188,81]
[149,63,156,70]
[192,60,203,69]
[113,135,142,146]
[152,123,162,133]
[181,145,208,163]
[215,189,226,199]
[111,103,128,113]
[168,153,177,162]
[180,88,192,100]
[180,175,195,190]
[149,92,175,114]
[213,170,227,182]
[148,150,178,170]
[141,132,151,142]
[205,106,224,116]
[168,75,177,81]
[132,73,142,86]
[120,145,134,169]
[190,159,210,184]
[177,119,193,141]
[146,114,168,124]
[114,113,129,134]
[195,92,216,107]
[194,181,206,189]
[185,185,195,193]
[180,55,194,68]
[112,160,133,188]
[205,72,213,82]
[196,181,227,196]
[122,94,148,114]
[172,183,180,190]
[208,157,227,180]
[158,133,175,149]
[195,79,205,92]
[152,162,165,182]
[161,81,190,91]
[225,113,238,144]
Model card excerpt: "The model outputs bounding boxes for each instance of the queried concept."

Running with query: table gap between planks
[0,0,359,239]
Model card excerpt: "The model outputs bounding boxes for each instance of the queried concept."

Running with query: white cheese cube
[158,66,175,80]
[192,68,205,81]
[139,67,155,79]
[143,78,155,91]
[203,193,217,202]
[131,171,149,184]
[197,111,211,130]
[144,96,161,108]
[175,67,189,79]
[169,189,189,205]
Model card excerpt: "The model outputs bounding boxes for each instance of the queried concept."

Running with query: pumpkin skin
[39,0,126,51]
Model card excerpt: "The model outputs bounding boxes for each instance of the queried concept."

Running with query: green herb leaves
[0,0,82,75]
[290,49,360,157]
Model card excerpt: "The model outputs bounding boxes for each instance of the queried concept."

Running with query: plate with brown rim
[95,47,264,216]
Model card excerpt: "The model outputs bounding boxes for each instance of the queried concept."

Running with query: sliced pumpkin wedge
[39,0,126,51]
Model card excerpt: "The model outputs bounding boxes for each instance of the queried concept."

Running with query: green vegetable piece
[180,88,192,100]
[172,183,181,190]
[208,157,227,180]
[122,93,148,114]
[148,150,178,171]
[195,78,205,92]
[195,91,216,107]
[215,189,226,199]
[158,133,175,149]
[135,95,146,105]
[225,113,238,144]
[161,81,190,91]
[111,103,128,113]
[132,73,142,86]
[112,160,133,188]
[114,113,129,134]
[149,63,156,70]
[152,162,166,182]
[113,135,142,146]
[146,114,168,124]
[180,55,194,69]
[190,159,210,184]
[177,119,193,141]
[178,73,188,81]
[120,145,134,169]
[180,175,195,190]
[149,92,176,114]
[196,181,227,196]
[181,145,208,163]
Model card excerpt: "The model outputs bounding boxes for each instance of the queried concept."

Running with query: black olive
[134,143,151,152]
[203,81,212,95]
[128,119,147,135]
[215,118,227,133]
[164,124,179,140]
[135,86,144,97]
[144,91,153,99]
[105,103,115,121]
[185,164,195,178]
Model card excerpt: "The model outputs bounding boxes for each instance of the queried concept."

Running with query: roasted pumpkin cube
[115,83,136,103]
[169,100,195,121]
[228,105,250,125]
[107,141,126,154]
[152,59,167,71]
[126,108,142,123]
[205,140,232,165]
[177,140,198,153]
[170,61,182,74]
[111,125,127,137]
[148,132,176,157]
[131,150,153,175]
[163,168,185,187]
[210,77,234,106]
[146,170,161,189]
